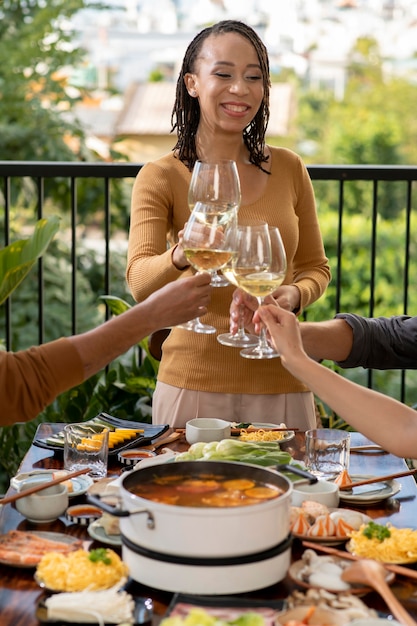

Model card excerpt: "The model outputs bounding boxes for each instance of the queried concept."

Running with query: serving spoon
[341,559,417,626]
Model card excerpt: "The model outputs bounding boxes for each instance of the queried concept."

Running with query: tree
[0,0,97,161]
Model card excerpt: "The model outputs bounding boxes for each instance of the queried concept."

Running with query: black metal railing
[2,161,417,403]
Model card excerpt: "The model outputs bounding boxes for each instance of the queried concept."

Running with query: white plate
[10,470,93,498]
[87,519,122,546]
[338,474,402,505]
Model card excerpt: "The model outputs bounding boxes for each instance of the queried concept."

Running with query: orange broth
[129,474,284,507]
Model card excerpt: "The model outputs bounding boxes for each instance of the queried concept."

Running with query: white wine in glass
[217,226,259,348]
[182,202,237,334]
[188,160,241,288]
[232,224,287,359]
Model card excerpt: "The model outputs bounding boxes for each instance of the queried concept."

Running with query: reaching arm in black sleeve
[335,313,417,370]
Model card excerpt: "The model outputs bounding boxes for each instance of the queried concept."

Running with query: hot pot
[88,460,315,594]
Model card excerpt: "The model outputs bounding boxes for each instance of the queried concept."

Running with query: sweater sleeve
[0,338,84,425]
[335,313,417,370]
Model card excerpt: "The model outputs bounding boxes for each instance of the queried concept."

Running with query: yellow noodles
[348,524,417,563]
[36,549,128,592]
[239,429,285,442]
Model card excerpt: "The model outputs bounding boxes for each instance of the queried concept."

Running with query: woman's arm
[255,304,417,458]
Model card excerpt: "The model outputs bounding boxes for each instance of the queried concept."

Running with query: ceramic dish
[36,596,151,625]
[10,470,94,498]
[0,531,82,569]
[165,593,284,626]
[32,414,169,456]
[338,474,402,505]
[291,509,371,545]
[118,448,156,466]
[345,539,417,565]
[288,555,395,596]
[238,423,295,443]
[66,504,103,526]
[87,519,122,546]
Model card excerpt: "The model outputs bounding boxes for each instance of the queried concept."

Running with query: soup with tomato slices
[129,473,284,507]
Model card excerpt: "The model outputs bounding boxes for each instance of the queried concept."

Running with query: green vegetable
[175,438,292,467]
[362,521,391,542]
[88,548,112,565]
[160,608,265,626]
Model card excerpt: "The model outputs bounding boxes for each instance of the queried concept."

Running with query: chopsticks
[350,445,387,453]
[0,467,91,506]
[339,468,417,491]
[302,540,417,581]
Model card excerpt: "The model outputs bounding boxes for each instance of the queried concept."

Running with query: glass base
[177,318,216,334]
[217,332,259,348]
[240,344,280,359]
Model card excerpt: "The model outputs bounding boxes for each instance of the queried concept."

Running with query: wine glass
[217,225,259,348]
[232,224,287,359]
[181,202,237,334]
[188,159,241,288]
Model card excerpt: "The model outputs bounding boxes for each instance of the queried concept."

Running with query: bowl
[276,606,348,626]
[185,418,231,444]
[15,480,69,523]
[118,448,156,466]
[291,479,340,508]
[66,504,103,526]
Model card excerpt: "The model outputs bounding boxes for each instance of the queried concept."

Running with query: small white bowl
[291,479,340,508]
[15,480,69,523]
[185,418,231,444]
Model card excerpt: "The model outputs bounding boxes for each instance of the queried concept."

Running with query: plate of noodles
[236,423,295,444]
[346,522,417,564]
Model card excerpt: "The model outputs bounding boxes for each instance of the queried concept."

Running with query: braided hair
[171,20,271,172]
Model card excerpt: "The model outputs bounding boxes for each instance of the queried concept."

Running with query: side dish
[35,547,128,591]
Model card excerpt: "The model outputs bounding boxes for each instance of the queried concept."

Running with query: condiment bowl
[185,418,231,444]
[15,480,69,523]
[291,478,340,508]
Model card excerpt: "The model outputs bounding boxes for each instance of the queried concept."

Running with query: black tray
[33,413,169,456]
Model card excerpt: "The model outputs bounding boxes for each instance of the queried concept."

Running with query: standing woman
[126,20,331,429]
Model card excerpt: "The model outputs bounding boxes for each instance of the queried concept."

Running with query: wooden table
[1,426,417,626]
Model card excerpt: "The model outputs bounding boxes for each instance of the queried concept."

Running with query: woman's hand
[229,289,275,335]
[272,285,301,313]
[172,226,190,270]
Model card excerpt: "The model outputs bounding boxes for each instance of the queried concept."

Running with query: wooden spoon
[341,559,417,626]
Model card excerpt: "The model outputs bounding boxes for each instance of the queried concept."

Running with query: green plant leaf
[99,294,132,315]
[0,216,60,305]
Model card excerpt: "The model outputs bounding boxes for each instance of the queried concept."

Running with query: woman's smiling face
[185,32,265,135]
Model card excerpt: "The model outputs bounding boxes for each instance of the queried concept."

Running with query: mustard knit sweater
[127,147,331,395]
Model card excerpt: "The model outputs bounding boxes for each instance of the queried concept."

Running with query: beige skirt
[152,381,317,430]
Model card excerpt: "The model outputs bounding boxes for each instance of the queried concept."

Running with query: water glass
[64,423,109,480]
[305,428,350,480]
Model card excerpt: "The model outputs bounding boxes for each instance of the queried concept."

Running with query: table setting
[1,420,417,626]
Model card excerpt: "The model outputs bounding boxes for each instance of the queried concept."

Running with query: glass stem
[257,297,270,350]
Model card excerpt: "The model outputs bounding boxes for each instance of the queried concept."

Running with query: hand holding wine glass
[181,203,237,334]
[232,224,287,359]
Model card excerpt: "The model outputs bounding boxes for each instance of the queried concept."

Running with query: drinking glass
[178,159,241,332]
[217,227,259,348]
[305,428,351,480]
[64,423,109,480]
[232,224,287,359]
[182,201,237,334]
[188,159,241,289]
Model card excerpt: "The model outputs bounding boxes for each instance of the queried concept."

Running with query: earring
[191,90,197,97]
